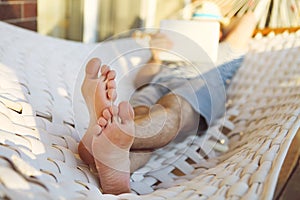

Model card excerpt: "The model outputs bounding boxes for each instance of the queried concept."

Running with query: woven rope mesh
[0,22,299,199]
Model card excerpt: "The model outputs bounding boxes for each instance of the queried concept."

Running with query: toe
[98,117,107,127]
[101,65,110,80]
[107,70,116,80]
[107,80,116,89]
[85,58,101,79]
[118,101,134,124]
[101,65,110,76]
[109,105,119,123]
[103,108,112,121]
[108,89,117,101]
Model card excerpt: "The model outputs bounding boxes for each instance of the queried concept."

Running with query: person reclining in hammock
[78,12,257,194]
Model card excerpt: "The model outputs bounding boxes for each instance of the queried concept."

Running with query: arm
[134,33,173,89]
[134,56,162,89]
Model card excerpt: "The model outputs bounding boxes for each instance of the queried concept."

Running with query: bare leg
[92,102,135,194]
[78,12,258,191]
[78,58,117,166]
[78,59,202,169]
[132,93,201,150]
[128,13,257,165]
[127,93,202,172]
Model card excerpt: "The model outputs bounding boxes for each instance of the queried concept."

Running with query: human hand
[149,33,173,61]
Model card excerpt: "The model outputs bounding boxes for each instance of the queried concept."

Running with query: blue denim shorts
[130,57,244,127]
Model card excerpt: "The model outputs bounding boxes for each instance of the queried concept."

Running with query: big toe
[118,101,134,124]
[85,58,101,79]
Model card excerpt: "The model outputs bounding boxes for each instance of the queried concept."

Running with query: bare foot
[78,58,117,166]
[92,102,134,194]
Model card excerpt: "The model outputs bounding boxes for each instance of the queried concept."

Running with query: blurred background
[0,0,299,42]
[0,0,186,42]
[37,0,186,42]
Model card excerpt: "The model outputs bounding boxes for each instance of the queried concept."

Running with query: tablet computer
[159,19,220,63]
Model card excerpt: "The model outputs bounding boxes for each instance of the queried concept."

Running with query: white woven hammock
[0,22,299,200]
